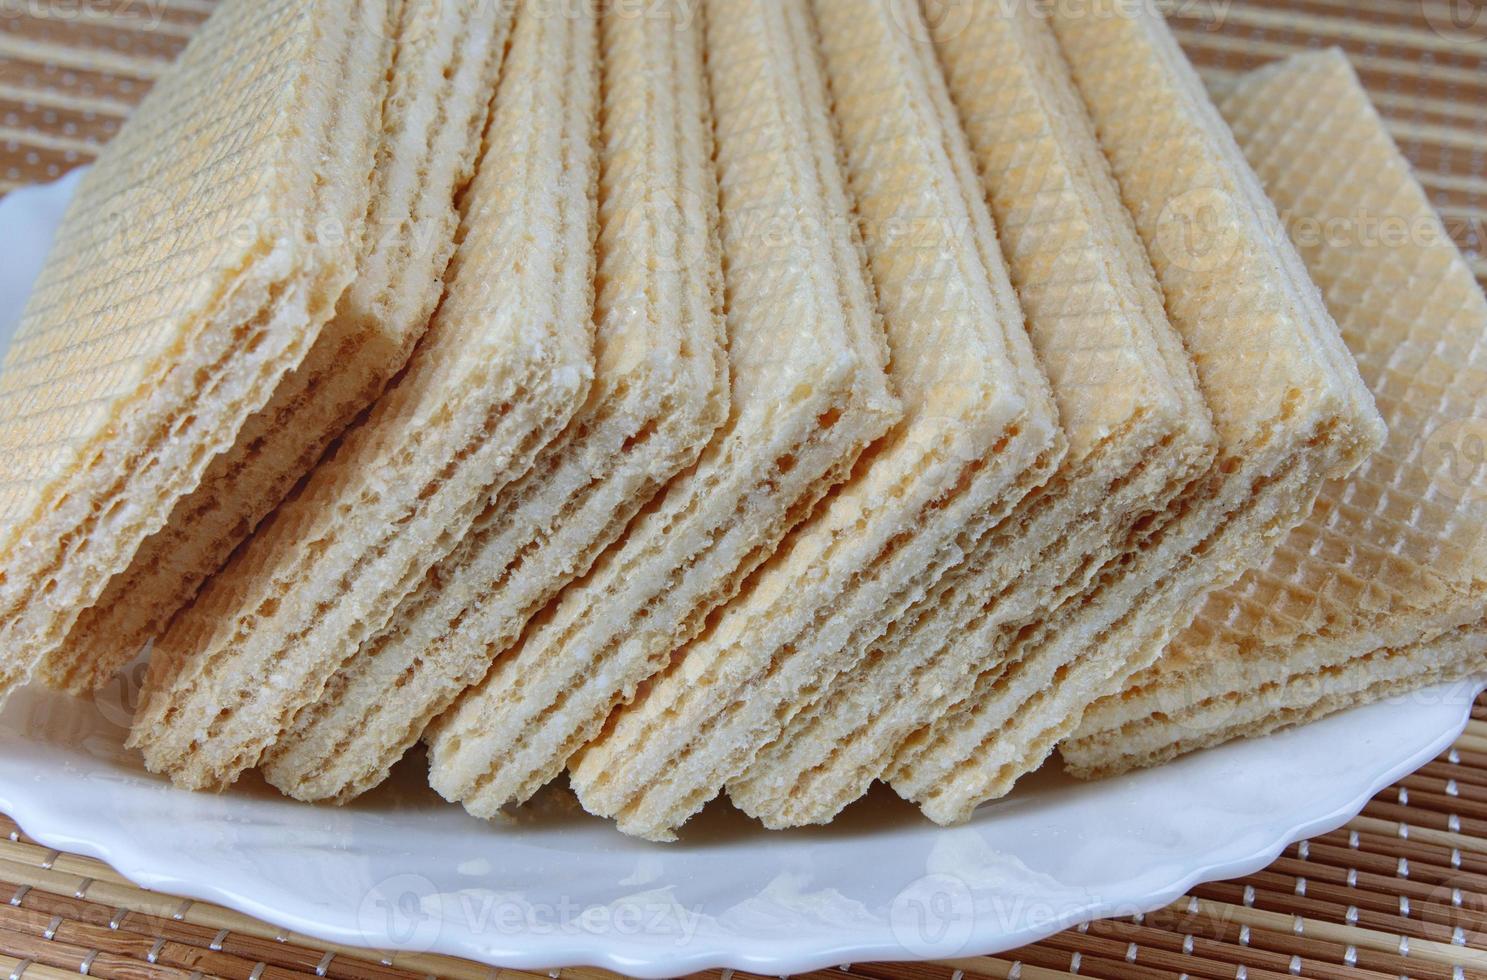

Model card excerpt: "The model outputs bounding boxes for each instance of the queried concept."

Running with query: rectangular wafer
[260,1,730,804]
[727,0,1216,829]
[1064,51,1487,778]
[568,0,1065,841]
[0,0,393,707]
[128,0,599,791]
[423,0,901,821]
[40,0,514,696]
[1073,623,1486,776]
[886,0,1386,825]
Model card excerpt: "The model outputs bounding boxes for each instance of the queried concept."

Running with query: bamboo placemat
[2,1,1486,978]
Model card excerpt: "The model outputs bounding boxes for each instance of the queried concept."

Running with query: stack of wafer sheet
[1063,49,1487,778]
[6,0,1482,840]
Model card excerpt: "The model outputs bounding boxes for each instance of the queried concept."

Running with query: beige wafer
[1069,625,1486,777]
[424,0,900,820]
[887,0,1386,825]
[129,0,599,792]
[0,0,392,707]
[40,0,514,695]
[1064,51,1487,778]
[570,0,1064,842]
[261,2,729,804]
[728,1,1216,829]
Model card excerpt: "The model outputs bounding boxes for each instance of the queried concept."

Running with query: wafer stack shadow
[0,0,1479,841]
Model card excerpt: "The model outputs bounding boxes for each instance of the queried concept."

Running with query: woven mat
[2,1,1486,978]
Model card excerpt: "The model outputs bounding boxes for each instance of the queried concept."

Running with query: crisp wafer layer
[1067,625,1486,779]
[261,2,729,803]
[570,0,1065,842]
[1064,51,1487,778]
[887,0,1385,825]
[129,0,599,791]
[42,0,514,696]
[0,0,392,707]
[728,2,1215,829]
[423,0,900,819]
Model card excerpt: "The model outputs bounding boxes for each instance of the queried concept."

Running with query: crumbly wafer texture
[569,0,1065,842]
[728,1,1216,829]
[261,3,729,804]
[424,0,900,820]
[885,1,1386,825]
[0,0,392,708]
[1063,51,1487,778]
[1065,625,1487,780]
[41,0,514,695]
[128,0,599,792]
[891,449,1324,822]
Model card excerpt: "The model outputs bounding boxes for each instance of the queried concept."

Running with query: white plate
[2,174,1483,978]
